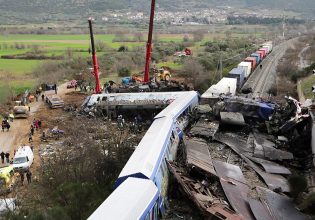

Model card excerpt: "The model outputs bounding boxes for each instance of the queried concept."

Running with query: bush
[288,174,307,200]
[299,192,315,214]
[118,67,131,77]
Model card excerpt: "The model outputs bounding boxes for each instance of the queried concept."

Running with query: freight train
[201,41,273,102]
[88,91,199,220]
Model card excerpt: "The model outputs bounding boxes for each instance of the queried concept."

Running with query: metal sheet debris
[247,156,291,175]
[253,133,293,161]
[220,112,246,126]
[241,156,290,192]
[213,160,255,220]
[256,187,310,220]
[167,161,241,220]
[184,137,216,176]
[189,120,219,140]
[248,198,273,220]
[214,133,253,155]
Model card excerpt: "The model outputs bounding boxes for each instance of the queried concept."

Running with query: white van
[12,146,34,171]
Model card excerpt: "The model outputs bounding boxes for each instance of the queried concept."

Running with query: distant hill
[0,0,314,24]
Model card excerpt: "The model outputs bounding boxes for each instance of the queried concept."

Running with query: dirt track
[0,83,69,158]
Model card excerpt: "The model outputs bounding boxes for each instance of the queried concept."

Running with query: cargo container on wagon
[262,45,271,54]
[238,62,252,78]
[256,51,264,59]
[258,48,267,57]
[263,41,273,52]
[227,68,245,89]
[245,57,257,70]
[250,53,261,64]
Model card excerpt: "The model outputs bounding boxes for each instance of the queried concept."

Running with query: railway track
[242,39,295,97]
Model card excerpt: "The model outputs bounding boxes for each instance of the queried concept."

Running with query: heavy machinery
[154,67,171,81]
[143,0,156,83]
[43,84,64,108]
[13,104,29,118]
[88,18,101,93]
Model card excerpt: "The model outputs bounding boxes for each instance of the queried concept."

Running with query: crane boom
[88,18,101,93]
[143,0,156,83]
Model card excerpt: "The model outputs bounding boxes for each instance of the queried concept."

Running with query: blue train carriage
[88,177,159,220]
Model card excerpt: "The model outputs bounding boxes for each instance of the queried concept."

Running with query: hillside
[0,0,314,24]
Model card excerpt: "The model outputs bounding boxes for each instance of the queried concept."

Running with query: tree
[193,30,205,42]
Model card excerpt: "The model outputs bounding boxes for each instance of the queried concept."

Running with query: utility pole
[282,15,286,40]
[220,53,223,80]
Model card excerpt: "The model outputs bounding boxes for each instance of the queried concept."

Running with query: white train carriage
[154,91,199,130]
[114,117,179,214]
[89,91,199,219]
[88,177,159,220]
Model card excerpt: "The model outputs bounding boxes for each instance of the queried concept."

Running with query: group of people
[29,118,42,142]
[1,119,10,132]
[20,170,32,185]
[0,151,10,164]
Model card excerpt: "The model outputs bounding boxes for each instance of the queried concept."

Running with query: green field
[301,75,315,99]
[0,29,267,103]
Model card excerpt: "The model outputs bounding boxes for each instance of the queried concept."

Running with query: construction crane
[143,0,156,83]
[88,17,101,93]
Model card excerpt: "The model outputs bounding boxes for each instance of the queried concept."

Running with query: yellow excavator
[154,66,171,81]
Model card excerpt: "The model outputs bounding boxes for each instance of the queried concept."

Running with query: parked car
[12,146,34,171]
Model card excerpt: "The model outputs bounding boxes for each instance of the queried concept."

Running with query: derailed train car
[89,91,199,220]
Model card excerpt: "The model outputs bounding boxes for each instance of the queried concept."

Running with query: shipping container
[245,57,257,69]
[262,46,271,54]
[258,48,267,57]
[256,51,264,59]
[227,68,245,89]
[238,62,252,78]
[263,41,273,51]
[250,53,260,64]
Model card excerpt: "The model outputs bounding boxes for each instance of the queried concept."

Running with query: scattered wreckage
[166,95,312,219]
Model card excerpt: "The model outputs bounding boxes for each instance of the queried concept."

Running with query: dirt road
[0,83,69,155]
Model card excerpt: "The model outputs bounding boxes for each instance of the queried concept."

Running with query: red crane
[143,0,156,83]
[88,17,101,93]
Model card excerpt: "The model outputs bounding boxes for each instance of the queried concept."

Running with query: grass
[300,75,315,99]
[157,61,182,70]
[0,59,42,74]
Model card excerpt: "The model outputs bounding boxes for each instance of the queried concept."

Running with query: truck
[13,105,29,118]
[44,84,64,108]
[174,48,192,57]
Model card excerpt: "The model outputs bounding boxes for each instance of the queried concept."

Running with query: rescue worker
[26,171,32,184]
[0,152,4,164]
[28,132,33,142]
[20,171,25,186]
[5,152,9,164]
